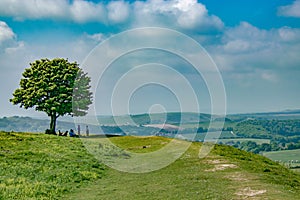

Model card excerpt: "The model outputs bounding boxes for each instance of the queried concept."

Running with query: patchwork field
[263,149,300,162]
[263,149,300,173]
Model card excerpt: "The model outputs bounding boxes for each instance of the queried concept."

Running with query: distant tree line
[236,119,300,137]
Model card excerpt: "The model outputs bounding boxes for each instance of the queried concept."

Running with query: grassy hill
[1,131,300,199]
[0,131,105,199]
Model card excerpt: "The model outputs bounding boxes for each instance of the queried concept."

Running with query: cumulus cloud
[278,26,300,42]
[217,22,300,55]
[0,21,24,54]
[107,1,130,23]
[70,0,105,23]
[0,21,15,45]
[0,0,223,31]
[0,0,106,23]
[221,22,270,53]
[0,0,69,21]
[278,0,300,17]
[210,22,300,83]
[132,0,224,31]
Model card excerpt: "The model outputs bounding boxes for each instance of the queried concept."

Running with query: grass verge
[0,131,105,199]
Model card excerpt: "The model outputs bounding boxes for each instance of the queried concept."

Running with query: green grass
[109,136,171,153]
[1,132,300,199]
[66,137,300,200]
[293,168,300,173]
[0,131,105,199]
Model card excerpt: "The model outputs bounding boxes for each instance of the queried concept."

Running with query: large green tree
[10,58,92,134]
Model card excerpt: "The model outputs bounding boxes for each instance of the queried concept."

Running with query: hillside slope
[66,136,300,200]
[0,131,105,199]
[0,132,299,199]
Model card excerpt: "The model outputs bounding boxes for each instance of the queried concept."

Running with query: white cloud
[107,1,130,23]
[0,0,223,29]
[0,0,69,21]
[224,22,267,41]
[216,22,300,55]
[86,33,105,43]
[0,21,15,45]
[173,0,197,12]
[220,22,271,53]
[70,0,105,23]
[278,26,300,42]
[132,0,224,31]
[0,21,24,54]
[5,41,25,54]
[0,0,105,23]
[209,22,300,85]
[278,0,300,17]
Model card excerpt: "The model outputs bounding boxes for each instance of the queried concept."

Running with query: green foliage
[72,69,93,117]
[234,119,300,153]
[236,119,300,137]
[0,131,105,199]
[10,58,92,132]
[235,120,269,138]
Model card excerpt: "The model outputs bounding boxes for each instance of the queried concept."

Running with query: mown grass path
[66,136,300,200]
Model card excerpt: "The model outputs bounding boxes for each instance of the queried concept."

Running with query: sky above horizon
[0,0,300,118]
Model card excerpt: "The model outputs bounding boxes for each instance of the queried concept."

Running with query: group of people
[45,125,90,137]
[57,125,90,137]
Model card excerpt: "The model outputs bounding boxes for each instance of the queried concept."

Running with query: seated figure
[69,129,77,137]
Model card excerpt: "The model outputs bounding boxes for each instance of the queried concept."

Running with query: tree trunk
[50,114,57,134]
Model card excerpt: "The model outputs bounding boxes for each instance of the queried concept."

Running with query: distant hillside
[2,110,299,134]
[228,109,300,121]
[0,116,64,133]
[0,116,94,133]
[97,112,225,125]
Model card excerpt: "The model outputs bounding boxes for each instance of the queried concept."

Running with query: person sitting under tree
[58,130,68,137]
[69,129,78,137]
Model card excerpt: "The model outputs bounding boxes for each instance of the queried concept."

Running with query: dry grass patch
[235,187,267,198]
[205,163,238,172]
[225,172,248,181]
[204,157,238,172]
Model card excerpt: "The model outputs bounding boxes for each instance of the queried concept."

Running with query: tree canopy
[10,58,92,134]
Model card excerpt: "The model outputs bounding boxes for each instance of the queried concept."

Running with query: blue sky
[0,0,300,117]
